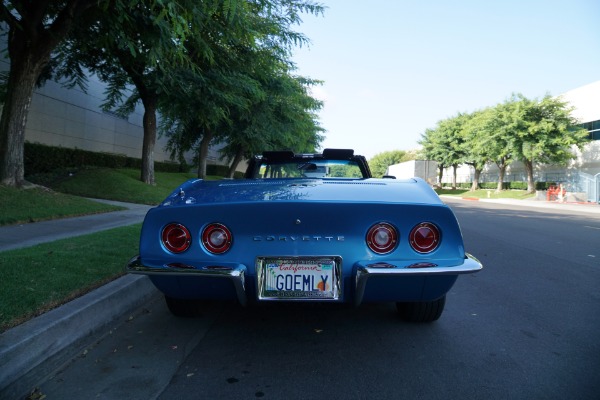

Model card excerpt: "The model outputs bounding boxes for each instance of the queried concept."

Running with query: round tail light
[366,222,398,254]
[410,222,440,253]
[202,223,233,254]
[162,223,191,253]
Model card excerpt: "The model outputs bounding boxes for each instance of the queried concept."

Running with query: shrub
[25,142,185,175]
[507,181,527,190]
[479,182,500,190]
[468,181,531,190]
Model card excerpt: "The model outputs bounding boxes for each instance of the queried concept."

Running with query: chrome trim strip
[126,255,247,306]
[354,253,483,306]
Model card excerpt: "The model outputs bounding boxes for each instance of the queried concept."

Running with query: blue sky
[291,0,600,159]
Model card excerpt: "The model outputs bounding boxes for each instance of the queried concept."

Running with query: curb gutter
[0,274,159,400]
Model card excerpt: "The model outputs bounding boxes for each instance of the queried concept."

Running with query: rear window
[256,160,364,179]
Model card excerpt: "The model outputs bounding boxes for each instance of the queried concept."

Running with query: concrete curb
[0,274,159,400]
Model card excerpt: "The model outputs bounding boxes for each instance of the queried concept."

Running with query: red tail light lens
[161,223,191,253]
[202,223,233,254]
[410,222,440,253]
[366,222,398,254]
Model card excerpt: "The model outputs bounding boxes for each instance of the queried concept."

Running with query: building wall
[387,160,438,184]
[26,77,153,159]
[561,80,600,123]
[0,55,225,166]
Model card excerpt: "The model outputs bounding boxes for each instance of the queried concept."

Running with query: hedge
[446,181,555,190]
[24,142,185,175]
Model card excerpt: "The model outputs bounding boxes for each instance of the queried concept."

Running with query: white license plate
[257,257,341,300]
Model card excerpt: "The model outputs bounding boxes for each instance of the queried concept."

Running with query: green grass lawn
[435,188,537,200]
[0,224,141,332]
[0,185,124,226]
[0,168,224,331]
[28,168,201,205]
[1,168,219,226]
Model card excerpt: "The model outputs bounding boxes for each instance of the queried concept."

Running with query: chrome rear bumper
[126,255,248,306]
[354,253,483,305]
[127,253,482,307]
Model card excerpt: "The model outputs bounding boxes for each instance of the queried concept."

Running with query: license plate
[257,257,341,300]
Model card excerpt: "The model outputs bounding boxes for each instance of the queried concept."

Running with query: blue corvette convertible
[127,149,482,322]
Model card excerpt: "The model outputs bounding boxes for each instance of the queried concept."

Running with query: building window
[581,119,600,141]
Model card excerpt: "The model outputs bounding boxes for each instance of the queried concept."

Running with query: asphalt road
[38,199,600,400]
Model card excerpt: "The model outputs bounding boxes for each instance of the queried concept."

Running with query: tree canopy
[0,0,325,186]
[419,94,588,192]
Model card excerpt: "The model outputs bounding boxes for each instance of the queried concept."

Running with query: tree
[511,94,589,193]
[161,0,325,178]
[368,150,411,178]
[419,128,446,188]
[161,64,253,179]
[58,0,209,184]
[438,114,470,189]
[218,70,325,177]
[216,1,325,177]
[420,115,468,189]
[460,110,490,191]
[0,0,107,187]
[478,99,525,191]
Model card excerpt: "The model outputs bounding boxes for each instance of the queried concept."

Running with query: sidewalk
[0,200,159,400]
[0,199,152,252]
[1,197,599,399]
[447,196,600,214]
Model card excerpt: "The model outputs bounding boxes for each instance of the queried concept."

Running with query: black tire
[396,296,446,323]
[165,296,204,317]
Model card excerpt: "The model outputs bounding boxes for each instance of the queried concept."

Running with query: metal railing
[577,172,600,203]
[441,170,600,203]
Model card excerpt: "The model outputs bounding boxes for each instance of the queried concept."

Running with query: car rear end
[128,178,481,312]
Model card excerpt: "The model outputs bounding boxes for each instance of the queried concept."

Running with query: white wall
[387,160,438,184]
[561,80,600,123]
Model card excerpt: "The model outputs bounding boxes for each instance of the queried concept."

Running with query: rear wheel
[165,296,204,317]
[396,296,446,322]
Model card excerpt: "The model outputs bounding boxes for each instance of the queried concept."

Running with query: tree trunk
[197,128,214,179]
[496,165,506,192]
[0,54,44,186]
[523,159,535,193]
[470,168,481,191]
[0,18,56,187]
[227,146,244,178]
[0,1,97,187]
[140,96,157,185]
[452,165,457,190]
[437,165,444,188]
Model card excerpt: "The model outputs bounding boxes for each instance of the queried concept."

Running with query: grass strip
[436,189,536,200]
[0,186,124,226]
[30,168,201,205]
[0,224,141,332]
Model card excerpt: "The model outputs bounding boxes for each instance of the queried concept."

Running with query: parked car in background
[127,149,482,322]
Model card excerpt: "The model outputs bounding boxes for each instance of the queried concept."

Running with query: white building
[387,160,438,184]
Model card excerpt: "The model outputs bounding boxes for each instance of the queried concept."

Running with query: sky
[291,0,600,160]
